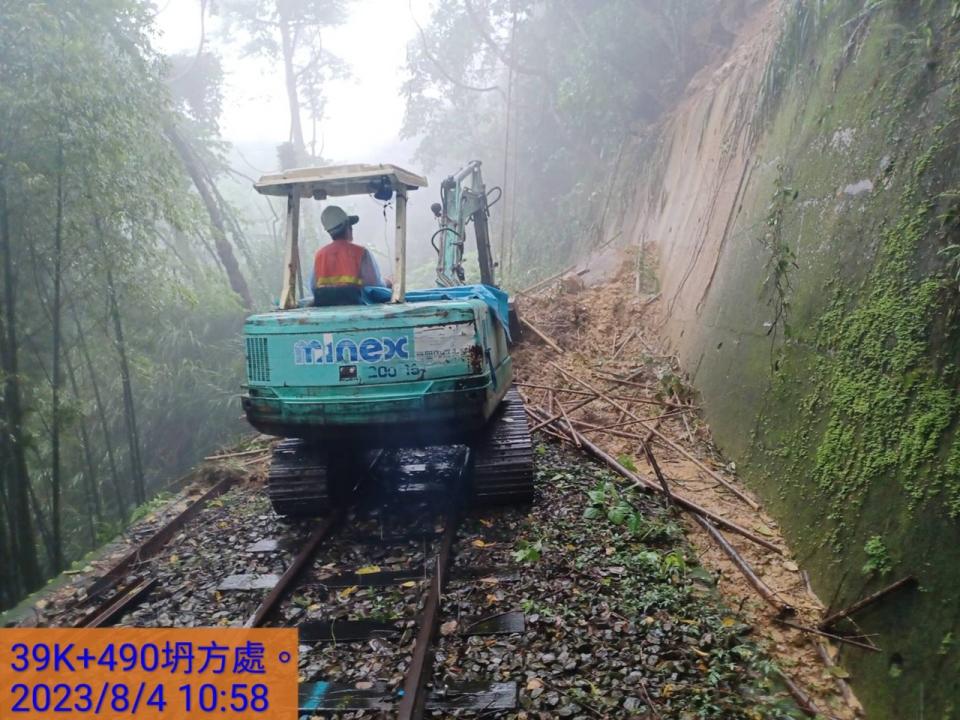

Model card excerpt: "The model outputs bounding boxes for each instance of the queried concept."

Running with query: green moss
[683,3,960,715]
[762,135,960,542]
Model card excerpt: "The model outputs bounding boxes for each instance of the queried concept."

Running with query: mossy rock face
[660,1,960,717]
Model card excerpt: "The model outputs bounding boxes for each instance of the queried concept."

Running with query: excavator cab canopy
[255,163,428,199]
[255,164,428,308]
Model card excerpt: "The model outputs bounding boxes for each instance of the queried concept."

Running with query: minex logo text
[294,333,410,365]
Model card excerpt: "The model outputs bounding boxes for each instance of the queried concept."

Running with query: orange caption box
[0,628,298,720]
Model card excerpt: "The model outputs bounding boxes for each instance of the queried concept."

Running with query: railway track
[53,440,529,718]
[15,408,812,720]
[12,474,242,629]
[246,446,523,717]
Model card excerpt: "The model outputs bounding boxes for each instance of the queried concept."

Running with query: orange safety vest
[313,241,366,287]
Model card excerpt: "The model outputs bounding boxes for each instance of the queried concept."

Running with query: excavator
[240,161,533,517]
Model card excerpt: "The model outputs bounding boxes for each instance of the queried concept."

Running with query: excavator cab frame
[254,163,429,308]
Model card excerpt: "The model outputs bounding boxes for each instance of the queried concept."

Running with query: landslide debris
[512,252,861,719]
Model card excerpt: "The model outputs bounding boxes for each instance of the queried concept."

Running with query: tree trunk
[69,299,124,520]
[164,124,254,309]
[278,8,306,164]
[0,453,16,606]
[50,137,64,571]
[27,472,55,569]
[65,351,102,545]
[0,169,42,592]
[105,266,145,506]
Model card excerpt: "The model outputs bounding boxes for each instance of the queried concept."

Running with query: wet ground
[16,440,806,719]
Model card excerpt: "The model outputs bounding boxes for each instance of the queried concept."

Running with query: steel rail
[77,578,158,628]
[247,448,385,628]
[15,475,239,628]
[245,515,340,628]
[85,475,239,599]
[396,448,470,720]
[395,506,460,720]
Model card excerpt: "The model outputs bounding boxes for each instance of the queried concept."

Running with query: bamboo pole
[556,396,580,448]
[819,576,917,630]
[550,362,759,510]
[778,671,824,718]
[693,514,793,615]
[528,406,781,554]
[517,264,576,295]
[776,619,880,653]
[520,316,564,354]
[515,381,690,409]
[204,447,269,461]
[529,394,599,433]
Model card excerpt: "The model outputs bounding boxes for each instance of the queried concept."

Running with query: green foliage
[532,445,789,718]
[757,165,799,342]
[939,243,960,290]
[0,0,252,609]
[403,0,737,285]
[862,535,892,576]
[939,631,954,655]
[582,479,681,542]
[129,493,174,525]
[785,148,960,533]
[512,538,543,564]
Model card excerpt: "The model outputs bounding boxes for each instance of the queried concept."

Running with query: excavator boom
[433,160,498,287]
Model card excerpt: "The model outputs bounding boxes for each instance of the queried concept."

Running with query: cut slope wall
[617,1,960,716]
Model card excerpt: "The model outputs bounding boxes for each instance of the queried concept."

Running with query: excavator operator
[312,205,391,306]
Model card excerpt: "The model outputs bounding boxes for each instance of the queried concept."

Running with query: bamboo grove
[0,1,256,608]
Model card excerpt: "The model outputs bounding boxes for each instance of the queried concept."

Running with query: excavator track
[267,439,332,518]
[471,386,535,505]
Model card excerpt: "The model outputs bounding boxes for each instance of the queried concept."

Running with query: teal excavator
[240,161,533,517]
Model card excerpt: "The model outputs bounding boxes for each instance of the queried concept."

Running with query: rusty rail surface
[77,578,158,629]
[245,515,340,628]
[85,475,239,599]
[396,507,460,720]
[21,475,238,629]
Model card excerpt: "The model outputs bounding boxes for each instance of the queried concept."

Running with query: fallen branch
[611,328,637,360]
[520,316,564,354]
[529,395,599,433]
[776,618,880,653]
[693,514,794,616]
[778,670,826,718]
[556,395,581,448]
[523,407,575,445]
[819,576,917,631]
[645,427,759,510]
[569,419,653,443]
[551,362,759,510]
[640,291,661,308]
[527,405,781,554]
[673,391,694,442]
[636,678,661,720]
[643,443,674,510]
[517,264,577,296]
[592,368,657,390]
[814,640,863,716]
[516,380,690,409]
[204,447,268,461]
[585,409,694,431]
